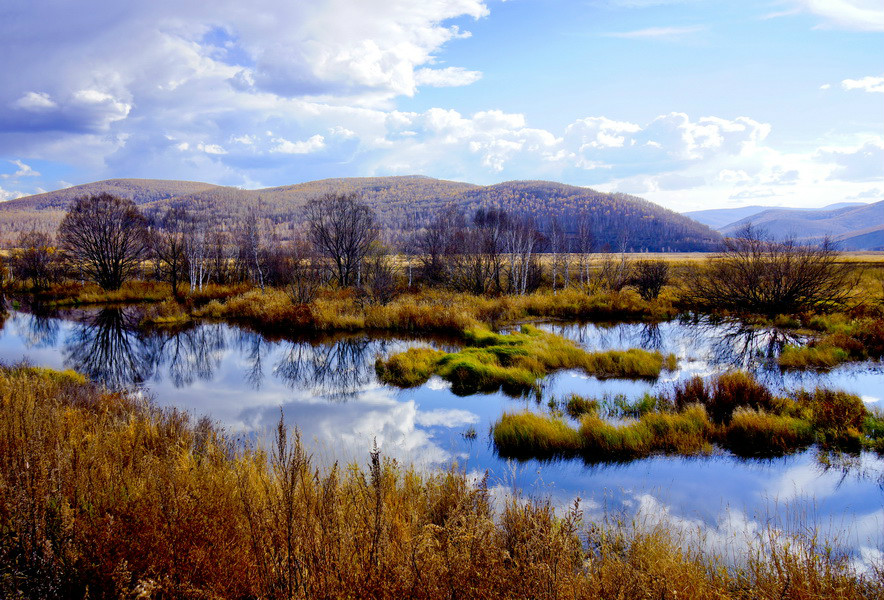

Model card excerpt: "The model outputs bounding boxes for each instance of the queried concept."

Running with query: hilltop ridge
[0,175,721,251]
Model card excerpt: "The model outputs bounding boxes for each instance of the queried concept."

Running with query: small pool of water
[1,307,882,571]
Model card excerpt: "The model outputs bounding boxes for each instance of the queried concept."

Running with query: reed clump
[493,411,583,456]
[373,347,446,387]
[673,371,781,423]
[1,365,881,599]
[723,408,814,457]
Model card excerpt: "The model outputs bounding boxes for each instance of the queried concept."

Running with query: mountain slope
[719,201,884,249]
[0,176,721,250]
[684,202,867,230]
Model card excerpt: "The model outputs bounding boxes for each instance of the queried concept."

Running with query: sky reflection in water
[1,307,882,569]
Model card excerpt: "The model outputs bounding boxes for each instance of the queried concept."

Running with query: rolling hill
[0,176,722,251]
[719,201,884,250]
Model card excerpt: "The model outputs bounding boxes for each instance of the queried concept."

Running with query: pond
[1,306,882,571]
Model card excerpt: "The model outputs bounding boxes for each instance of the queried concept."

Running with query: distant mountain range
[684,201,884,251]
[0,176,722,251]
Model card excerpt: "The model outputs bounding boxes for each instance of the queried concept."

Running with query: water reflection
[148,324,226,387]
[0,307,881,571]
[64,308,153,388]
[274,336,382,400]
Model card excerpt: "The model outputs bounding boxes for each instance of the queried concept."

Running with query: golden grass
[492,377,880,462]
[2,365,879,599]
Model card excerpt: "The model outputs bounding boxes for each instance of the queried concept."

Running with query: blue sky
[0,0,881,211]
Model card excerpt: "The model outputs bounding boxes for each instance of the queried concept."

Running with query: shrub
[796,388,867,449]
[723,408,813,457]
[673,372,777,423]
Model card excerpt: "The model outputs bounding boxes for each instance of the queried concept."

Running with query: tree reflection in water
[687,315,805,374]
[236,330,271,389]
[64,308,153,388]
[22,305,61,349]
[64,308,227,389]
[144,323,226,388]
[274,335,390,401]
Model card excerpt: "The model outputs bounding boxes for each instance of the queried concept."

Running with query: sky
[0,0,882,212]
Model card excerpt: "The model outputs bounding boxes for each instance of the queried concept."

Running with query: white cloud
[819,83,832,90]
[842,75,884,93]
[415,66,483,87]
[605,25,706,39]
[817,139,884,182]
[271,134,326,154]
[13,91,57,111]
[197,142,228,155]
[1,159,40,179]
[793,0,884,31]
[0,184,26,202]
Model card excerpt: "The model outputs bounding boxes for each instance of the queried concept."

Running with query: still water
[2,307,882,570]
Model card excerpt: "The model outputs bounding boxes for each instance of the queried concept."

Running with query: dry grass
[2,365,880,599]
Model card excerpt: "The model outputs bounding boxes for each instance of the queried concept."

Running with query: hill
[719,201,884,250]
[684,202,867,230]
[0,179,222,239]
[0,176,721,251]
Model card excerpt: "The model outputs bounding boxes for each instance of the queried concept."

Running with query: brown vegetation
[2,365,880,599]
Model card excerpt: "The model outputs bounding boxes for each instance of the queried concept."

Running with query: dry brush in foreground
[0,366,881,599]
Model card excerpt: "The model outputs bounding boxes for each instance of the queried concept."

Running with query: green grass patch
[493,412,582,457]
[377,325,673,396]
[564,394,599,419]
[374,347,446,388]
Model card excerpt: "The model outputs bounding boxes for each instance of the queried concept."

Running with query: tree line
[2,192,853,316]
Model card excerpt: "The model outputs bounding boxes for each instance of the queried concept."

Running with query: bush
[673,372,777,423]
[796,388,867,449]
[724,408,813,457]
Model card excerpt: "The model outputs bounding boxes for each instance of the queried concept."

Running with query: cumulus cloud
[415,67,483,87]
[271,134,326,154]
[842,75,884,93]
[0,184,26,202]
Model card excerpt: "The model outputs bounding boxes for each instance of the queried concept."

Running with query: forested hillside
[0,176,721,250]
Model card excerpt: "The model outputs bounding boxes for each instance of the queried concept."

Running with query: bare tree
[236,212,266,291]
[686,224,856,316]
[414,205,461,285]
[573,211,593,290]
[9,231,62,291]
[286,233,325,305]
[547,218,566,294]
[152,207,189,298]
[503,216,540,295]
[306,193,378,288]
[58,193,149,290]
[631,260,669,300]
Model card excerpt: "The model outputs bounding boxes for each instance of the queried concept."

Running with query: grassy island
[375,324,676,396]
